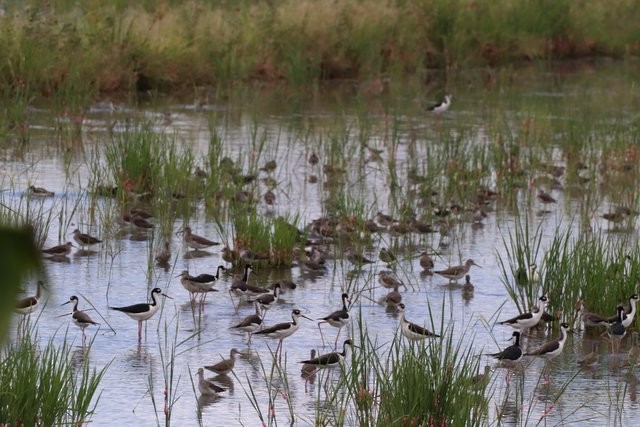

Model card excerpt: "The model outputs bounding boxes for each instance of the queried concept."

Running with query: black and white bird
[427,94,452,114]
[109,288,171,342]
[254,309,311,360]
[488,331,523,362]
[498,295,549,332]
[177,270,218,302]
[524,322,569,383]
[608,305,627,352]
[230,301,263,344]
[62,295,98,342]
[299,339,356,372]
[252,283,281,319]
[396,303,440,341]
[318,293,352,347]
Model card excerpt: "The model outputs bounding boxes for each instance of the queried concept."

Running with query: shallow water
[3,60,640,426]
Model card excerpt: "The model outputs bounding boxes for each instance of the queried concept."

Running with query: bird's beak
[301,314,313,321]
[162,293,173,299]
[61,300,71,306]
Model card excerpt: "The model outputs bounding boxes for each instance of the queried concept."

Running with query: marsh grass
[0,328,107,425]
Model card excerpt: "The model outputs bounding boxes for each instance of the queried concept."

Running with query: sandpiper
[419,252,434,272]
[488,331,523,362]
[345,247,374,266]
[72,229,103,249]
[204,348,244,376]
[62,295,98,342]
[434,259,480,283]
[196,368,225,397]
[375,211,395,227]
[318,293,351,347]
[379,248,397,264]
[29,185,54,197]
[155,241,171,265]
[577,341,599,368]
[537,189,556,204]
[471,365,492,388]
[221,245,240,264]
[378,270,405,289]
[381,284,402,307]
[123,213,154,230]
[396,303,440,341]
[576,300,610,328]
[109,288,171,342]
[427,94,452,114]
[254,309,312,360]
[15,280,44,315]
[299,339,355,371]
[181,226,220,250]
[498,295,549,332]
[308,152,319,166]
[42,242,74,257]
[230,301,263,344]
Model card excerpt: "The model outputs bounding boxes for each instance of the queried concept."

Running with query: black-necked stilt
[621,294,638,327]
[396,303,440,341]
[229,265,263,310]
[318,293,351,347]
[252,283,281,319]
[62,295,98,341]
[42,242,74,257]
[345,247,373,266]
[489,331,523,362]
[180,226,220,250]
[29,185,54,197]
[434,259,481,283]
[378,271,405,290]
[15,280,44,315]
[177,270,218,302]
[194,265,226,284]
[608,305,626,351]
[498,295,549,332]
[427,94,452,114]
[299,339,355,371]
[196,368,226,397]
[72,229,103,248]
[204,348,244,376]
[537,189,556,204]
[230,301,263,344]
[525,322,569,384]
[109,287,171,342]
[419,252,434,272]
[577,341,599,369]
[254,309,312,360]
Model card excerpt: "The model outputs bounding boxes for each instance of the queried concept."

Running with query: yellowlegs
[254,309,311,360]
[42,242,74,257]
[29,185,54,197]
[123,213,154,230]
[577,341,599,369]
[181,226,220,250]
[155,241,171,265]
[576,300,609,328]
[299,339,355,371]
[221,245,240,264]
[434,259,480,283]
[427,94,452,114]
[14,280,44,315]
[471,365,492,388]
[498,295,549,332]
[109,287,171,342]
[396,303,440,341]
[419,252,434,272]
[204,348,244,376]
[489,331,523,362]
[378,271,405,289]
[524,322,569,384]
[196,368,226,397]
[619,331,639,367]
[345,247,374,266]
[230,301,263,344]
[72,229,103,249]
[318,293,351,347]
[62,295,98,342]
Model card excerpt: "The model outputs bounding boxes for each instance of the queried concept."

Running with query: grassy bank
[0,0,639,100]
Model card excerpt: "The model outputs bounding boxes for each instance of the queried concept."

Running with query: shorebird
[308,152,319,166]
[378,248,397,264]
[177,270,218,302]
[419,252,434,272]
[345,247,374,266]
[537,189,556,204]
[318,293,351,347]
[576,300,610,328]
[196,368,225,397]
[29,185,54,197]
[229,265,264,310]
[364,219,384,232]
[375,211,395,227]
[72,229,103,249]
[155,241,171,265]
[396,303,440,341]
[252,283,281,319]
[123,213,154,230]
[15,280,44,315]
[608,305,626,352]
[181,226,220,250]
[427,94,452,114]
[299,339,355,372]
[525,322,569,384]
[130,207,153,219]
[471,365,492,388]
[109,288,171,342]
[434,259,480,283]
[204,348,244,376]
[230,301,263,344]
[254,309,311,360]
[619,331,639,367]
[42,242,74,257]
[577,341,599,369]
[381,284,402,307]
[301,349,318,378]
[488,331,523,362]
[62,295,98,342]
[498,295,549,333]
[620,294,638,327]
[378,270,405,289]
[221,245,240,264]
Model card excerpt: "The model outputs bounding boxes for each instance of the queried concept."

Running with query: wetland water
[3,60,640,426]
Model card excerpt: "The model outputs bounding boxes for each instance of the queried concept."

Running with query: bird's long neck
[243,267,250,282]
[216,266,224,278]
[514,334,521,346]
[150,292,159,307]
[342,296,349,311]
[629,299,637,316]
[342,343,352,358]
[35,282,42,299]
[72,299,79,313]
